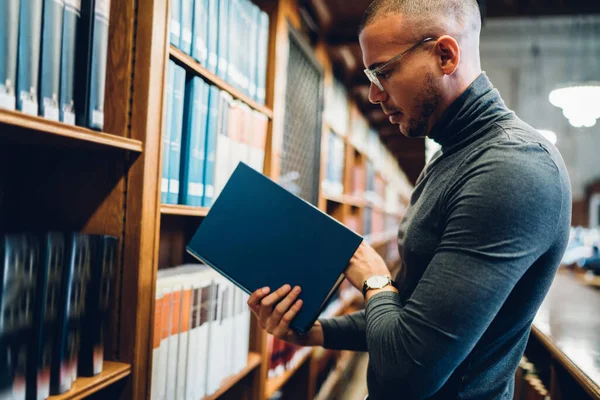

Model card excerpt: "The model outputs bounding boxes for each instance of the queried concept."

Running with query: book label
[0,91,15,111]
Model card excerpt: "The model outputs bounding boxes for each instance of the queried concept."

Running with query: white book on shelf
[151,291,164,400]
[206,274,225,395]
[214,91,233,200]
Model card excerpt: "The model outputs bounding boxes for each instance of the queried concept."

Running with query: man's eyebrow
[367,61,385,70]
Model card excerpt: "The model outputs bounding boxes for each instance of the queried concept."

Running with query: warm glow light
[549,84,600,128]
[538,129,558,145]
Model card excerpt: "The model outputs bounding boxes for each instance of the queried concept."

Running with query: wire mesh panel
[279,28,324,206]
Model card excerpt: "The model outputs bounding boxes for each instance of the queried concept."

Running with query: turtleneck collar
[428,73,513,149]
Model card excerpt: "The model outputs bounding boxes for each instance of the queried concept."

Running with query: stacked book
[151,264,251,400]
[0,232,117,399]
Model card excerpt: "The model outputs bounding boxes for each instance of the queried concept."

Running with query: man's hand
[247,285,324,347]
[345,241,394,292]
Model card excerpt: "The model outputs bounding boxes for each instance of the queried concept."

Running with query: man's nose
[368,82,388,104]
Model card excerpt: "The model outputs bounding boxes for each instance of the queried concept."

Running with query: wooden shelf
[314,351,357,400]
[203,352,262,400]
[48,361,131,400]
[265,349,312,398]
[169,46,274,120]
[0,109,143,153]
[161,204,210,217]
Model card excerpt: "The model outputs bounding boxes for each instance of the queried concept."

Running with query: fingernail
[262,287,270,293]
[296,299,303,307]
[293,286,301,294]
[284,284,291,291]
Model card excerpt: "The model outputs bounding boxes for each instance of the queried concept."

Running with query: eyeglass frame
[364,37,437,91]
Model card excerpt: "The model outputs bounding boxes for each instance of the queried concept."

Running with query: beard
[400,71,440,138]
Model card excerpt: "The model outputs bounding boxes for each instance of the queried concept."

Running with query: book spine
[179,0,193,54]
[175,285,192,399]
[182,79,208,206]
[87,0,110,130]
[59,0,81,124]
[169,0,181,47]
[206,0,218,74]
[161,62,175,203]
[150,292,163,400]
[226,0,237,88]
[247,4,259,100]
[0,0,21,110]
[202,86,220,207]
[17,0,44,115]
[168,65,186,204]
[39,0,65,121]
[165,286,182,399]
[256,11,269,104]
[158,288,172,400]
[191,0,208,64]
[216,0,229,80]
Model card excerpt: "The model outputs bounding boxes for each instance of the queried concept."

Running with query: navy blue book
[60,0,82,124]
[17,0,44,115]
[0,0,21,111]
[186,162,363,334]
[39,0,65,121]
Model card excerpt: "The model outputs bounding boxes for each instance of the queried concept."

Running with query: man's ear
[434,35,460,76]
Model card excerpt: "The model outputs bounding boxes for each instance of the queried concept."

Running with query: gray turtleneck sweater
[319,73,572,399]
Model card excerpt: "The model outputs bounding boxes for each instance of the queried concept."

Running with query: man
[248,0,572,398]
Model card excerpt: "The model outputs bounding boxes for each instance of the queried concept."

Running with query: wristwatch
[362,275,396,297]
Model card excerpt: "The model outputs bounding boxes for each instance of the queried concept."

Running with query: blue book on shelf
[206,0,218,74]
[186,162,363,334]
[216,0,229,80]
[59,0,81,124]
[0,0,21,111]
[180,78,209,206]
[87,0,110,130]
[247,3,259,100]
[180,0,193,54]
[226,0,237,88]
[191,0,208,64]
[256,10,269,104]
[169,0,181,48]
[203,85,220,207]
[162,61,175,204]
[17,0,44,115]
[168,64,186,204]
[39,0,65,121]
[239,0,250,95]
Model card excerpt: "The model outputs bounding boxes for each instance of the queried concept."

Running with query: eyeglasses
[364,37,437,91]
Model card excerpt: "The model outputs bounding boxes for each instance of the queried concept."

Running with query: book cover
[162,61,175,204]
[27,233,64,400]
[87,0,110,130]
[50,233,91,395]
[216,0,229,80]
[78,235,117,377]
[169,0,181,48]
[179,0,193,54]
[180,77,208,206]
[0,0,21,111]
[206,0,218,74]
[191,0,208,65]
[202,86,221,207]
[60,0,82,124]
[187,163,363,334]
[168,64,186,204]
[39,0,65,121]
[17,0,44,115]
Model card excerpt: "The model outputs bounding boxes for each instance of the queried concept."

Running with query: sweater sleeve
[318,310,367,351]
[363,143,566,398]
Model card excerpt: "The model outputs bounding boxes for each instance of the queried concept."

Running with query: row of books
[321,130,345,197]
[324,79,349,136]
[0,232,116,399]
[169,0,270,104]
[266,336,311,379]
[151,264,251,400]
[162,61,268,207]
[0,0,111,130]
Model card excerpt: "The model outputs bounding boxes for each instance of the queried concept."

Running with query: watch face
[367,275,389,289]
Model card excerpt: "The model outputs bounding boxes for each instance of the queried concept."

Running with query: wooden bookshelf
[48,362,132,400]
[0,109,143,153]
[160,204,210,217]
[169,46,274,120]
[265,349,313,399]
[203,352,262,400]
